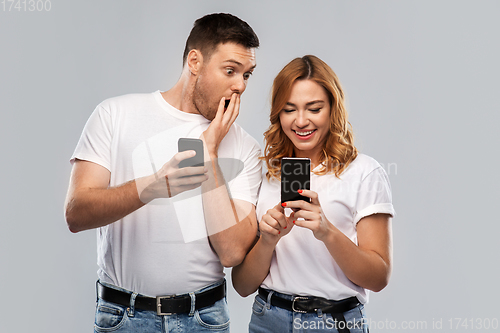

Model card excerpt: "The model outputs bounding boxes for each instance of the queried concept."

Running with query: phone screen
[281,157,311,203]
[178,138,204,168]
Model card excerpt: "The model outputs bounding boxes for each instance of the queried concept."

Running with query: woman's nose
[295,111,309,128]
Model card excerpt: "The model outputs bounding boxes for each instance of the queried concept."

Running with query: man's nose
[231,76,247,94]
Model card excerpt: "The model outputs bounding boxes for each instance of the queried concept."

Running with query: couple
[64,13,394,333]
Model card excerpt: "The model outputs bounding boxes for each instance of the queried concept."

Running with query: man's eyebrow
[223,59,257,70]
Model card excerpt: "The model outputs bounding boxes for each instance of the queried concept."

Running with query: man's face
[192,42,256,120]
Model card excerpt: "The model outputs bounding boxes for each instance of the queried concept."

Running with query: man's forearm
[65,153,207,233]
[65,179,145,233]
[201,158,257,267]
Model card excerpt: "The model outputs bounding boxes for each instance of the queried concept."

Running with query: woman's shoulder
[342,153,385,179]
[352,153,381,168]
[261,166,279,185]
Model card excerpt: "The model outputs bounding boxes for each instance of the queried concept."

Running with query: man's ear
[186,49,203,75]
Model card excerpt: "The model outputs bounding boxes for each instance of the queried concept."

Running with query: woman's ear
[186,49,203,75]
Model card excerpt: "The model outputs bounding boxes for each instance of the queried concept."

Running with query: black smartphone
[281,157,311,203]
[178,138,204,168]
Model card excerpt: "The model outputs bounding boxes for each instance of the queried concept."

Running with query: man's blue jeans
[94,279,230,333]
[249,290,369,333]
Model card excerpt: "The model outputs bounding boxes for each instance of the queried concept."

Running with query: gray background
[1,0,499,332]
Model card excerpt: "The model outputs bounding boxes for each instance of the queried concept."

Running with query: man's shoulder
[97,91,156,110]
[229,122,262,151]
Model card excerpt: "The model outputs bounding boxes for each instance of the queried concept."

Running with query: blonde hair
[263,55,358,180]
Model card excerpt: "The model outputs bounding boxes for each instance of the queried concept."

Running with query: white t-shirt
[257,154,395,304]
[71,91,262,296]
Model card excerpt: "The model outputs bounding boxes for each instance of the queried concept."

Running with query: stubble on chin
[193,85,217,121]
[194,100,216,121]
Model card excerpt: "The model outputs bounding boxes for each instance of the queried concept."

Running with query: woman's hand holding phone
[259,203,294,246]
[282,189,334,242]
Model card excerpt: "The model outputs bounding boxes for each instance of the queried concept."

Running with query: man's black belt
[258,288,360,333]
[97,280,226,315]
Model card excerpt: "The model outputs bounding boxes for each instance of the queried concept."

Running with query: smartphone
[281,157,311,203]
[178,138,204,168]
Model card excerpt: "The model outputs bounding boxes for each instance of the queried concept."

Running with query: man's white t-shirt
[256,154,394,304]
[71,91,262,296]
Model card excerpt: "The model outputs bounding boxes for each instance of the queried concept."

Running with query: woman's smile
[293,129,317,140]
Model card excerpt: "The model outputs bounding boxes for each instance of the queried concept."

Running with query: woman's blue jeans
[249,290,369,333]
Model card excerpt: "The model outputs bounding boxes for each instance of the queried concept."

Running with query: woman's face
[279,79,331,165]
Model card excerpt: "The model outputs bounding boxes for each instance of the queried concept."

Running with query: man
[64,13,261,332]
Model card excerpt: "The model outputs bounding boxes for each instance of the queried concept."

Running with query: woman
[232,55,395,333]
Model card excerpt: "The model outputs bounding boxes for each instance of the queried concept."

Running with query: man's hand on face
[200,93,240,158]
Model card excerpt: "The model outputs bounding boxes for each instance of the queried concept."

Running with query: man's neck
[161,74,199,115]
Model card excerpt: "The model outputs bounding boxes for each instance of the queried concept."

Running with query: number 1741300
[448,318,499,330]
[2,0,51,11]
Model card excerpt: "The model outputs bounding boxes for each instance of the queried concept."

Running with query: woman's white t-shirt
[257,154,395,304]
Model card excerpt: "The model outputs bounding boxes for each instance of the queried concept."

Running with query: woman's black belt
[258,287,360,333]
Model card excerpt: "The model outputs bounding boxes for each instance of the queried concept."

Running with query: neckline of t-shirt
[312,163,323,173]
[153,90,210,123]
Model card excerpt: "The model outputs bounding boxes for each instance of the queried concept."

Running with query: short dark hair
[182,13,259,65]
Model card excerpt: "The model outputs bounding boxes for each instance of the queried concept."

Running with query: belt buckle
[291,296,308,313]
[156,295,174,315]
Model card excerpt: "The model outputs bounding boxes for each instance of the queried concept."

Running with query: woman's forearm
[232,237,276,297]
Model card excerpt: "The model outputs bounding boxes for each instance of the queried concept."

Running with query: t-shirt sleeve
[226,138,262,206]
[353,166,395,225]
[70,104,113,171]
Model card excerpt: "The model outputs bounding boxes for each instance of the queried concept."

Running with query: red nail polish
[298,190,303,193]
[284,226,287,229]
[281,203,286,207]
[278,231,281,234]
[293,220,295,224]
